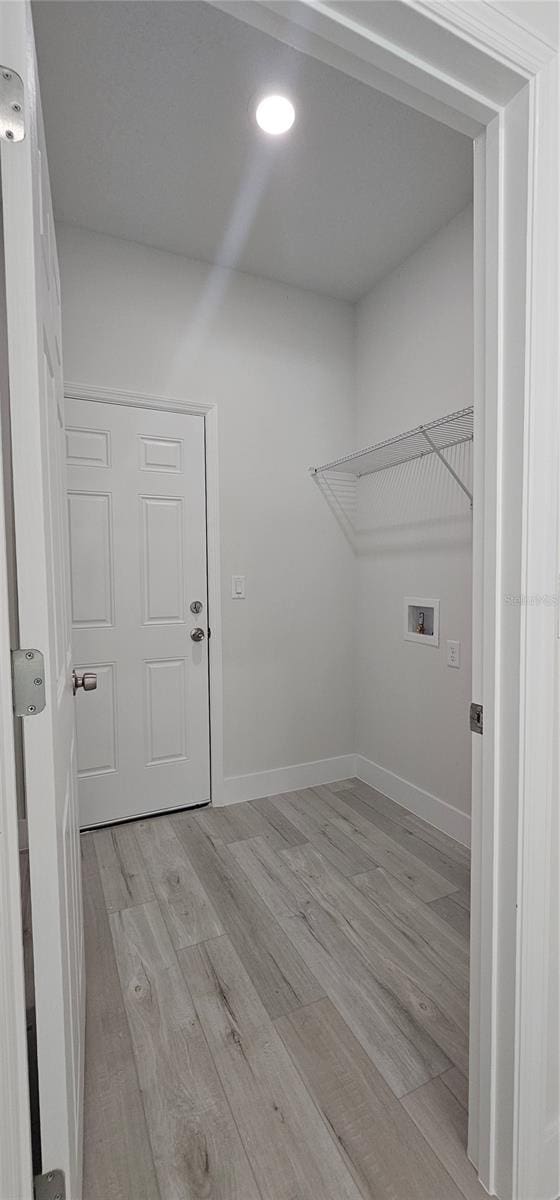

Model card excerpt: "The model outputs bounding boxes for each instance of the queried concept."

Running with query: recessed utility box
[404,597,440,646]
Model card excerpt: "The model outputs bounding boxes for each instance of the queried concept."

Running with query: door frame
[220,6,558,1199]
[0,327,33,1200]
[1,3,556,1197]
[63,383,225,809]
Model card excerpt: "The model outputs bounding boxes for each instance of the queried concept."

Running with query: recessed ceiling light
[255,94,295,136]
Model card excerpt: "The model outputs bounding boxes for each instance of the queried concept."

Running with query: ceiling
[32,1,473,302]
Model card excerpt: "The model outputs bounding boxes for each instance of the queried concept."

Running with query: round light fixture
[255,94,295,136]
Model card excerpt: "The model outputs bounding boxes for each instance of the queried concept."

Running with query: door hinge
[11,649,46,716]
[470,701,483,734]
[34,1169,65,1200]
[0,66,25,142]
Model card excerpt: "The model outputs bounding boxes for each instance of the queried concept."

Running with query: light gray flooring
[82,778,485,1200]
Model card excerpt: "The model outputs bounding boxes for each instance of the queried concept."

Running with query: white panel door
[0,3,84,1194]
[66,399,210,827]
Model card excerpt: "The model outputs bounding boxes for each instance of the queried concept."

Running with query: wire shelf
[311,406,473,506]
[312,407,473,478]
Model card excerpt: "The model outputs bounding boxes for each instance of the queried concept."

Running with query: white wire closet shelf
[311,405,474,506]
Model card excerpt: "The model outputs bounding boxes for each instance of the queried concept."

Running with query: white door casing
[0,212,33,1200]
[0,2,85,1195]
[66,398,210,827]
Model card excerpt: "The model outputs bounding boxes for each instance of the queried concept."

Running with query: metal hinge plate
[34,1169,65,1200]
[0,66,24,142]
[11,649,46,716]
[470,701,483,734]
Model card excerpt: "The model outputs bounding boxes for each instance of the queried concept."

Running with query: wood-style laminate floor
[82,778,486,1200]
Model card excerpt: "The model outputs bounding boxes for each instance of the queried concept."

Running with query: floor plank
[81,836,160,1200]
[441,1066,470,1110]
[195,801,284,847]
[250,795,307,847]
[329,810,456,902]
[312,785,458,901]
[171,812,324,1017]
[402,1076,488,1200]
[429,893,471,939]
[332,786,471,893]
[280,900,450,1095]
[447,887,471,910]
[93,824,154,912]
[179,935,363,1200]
[275,791,377,876]
[283,843,469,1073]
[276,997,465,1200]
[352,866,469,989]
[134,816,223,948]
[83,782,476,1199]
[350,779,471,866]
[110,901,261,1200]
[229,835,310,917]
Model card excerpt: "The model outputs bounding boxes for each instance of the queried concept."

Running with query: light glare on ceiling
[255,94,295,135]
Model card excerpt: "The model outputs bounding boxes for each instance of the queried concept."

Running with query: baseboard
[218,751,471,847]
[355,754,471,847]
[218,755,357,807]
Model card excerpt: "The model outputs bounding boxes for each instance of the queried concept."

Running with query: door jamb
[0,266,33,1200]
[0,443,33,1200]
[64,383,225,808]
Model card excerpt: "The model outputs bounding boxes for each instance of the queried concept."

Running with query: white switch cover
[447,639,460,668]
[231,575,246,599]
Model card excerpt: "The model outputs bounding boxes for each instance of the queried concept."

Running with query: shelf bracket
[420,428,473,507]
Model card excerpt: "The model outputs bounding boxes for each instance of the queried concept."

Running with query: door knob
[72,670,97,696]
[190,627,206,642]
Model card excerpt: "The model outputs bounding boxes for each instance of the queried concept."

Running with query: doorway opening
[32,3,477,1194]
[6,2,555,1198]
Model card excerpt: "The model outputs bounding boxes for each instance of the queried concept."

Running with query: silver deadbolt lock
[190,600,203,614]
[72,670,97,696]
[190,627,206,642]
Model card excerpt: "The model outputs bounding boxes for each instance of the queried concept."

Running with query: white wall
[354,206,473,822]
[57,224,356,790]
[58,209,473,827]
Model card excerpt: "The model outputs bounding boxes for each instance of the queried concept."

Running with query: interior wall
[56,223,356,788]
[57,208,473,824]
[354,205,474,821]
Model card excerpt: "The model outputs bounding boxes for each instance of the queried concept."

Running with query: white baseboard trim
[217,751,471,847]
[355,754,471,847]
[218,754,357,807]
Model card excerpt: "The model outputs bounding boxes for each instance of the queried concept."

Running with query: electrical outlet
[447,639,460,668]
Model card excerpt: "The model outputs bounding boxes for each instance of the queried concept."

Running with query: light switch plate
[447,639,460,668]
[231,575,246,599]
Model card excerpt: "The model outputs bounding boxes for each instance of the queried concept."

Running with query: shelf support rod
[420,428,473,507]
